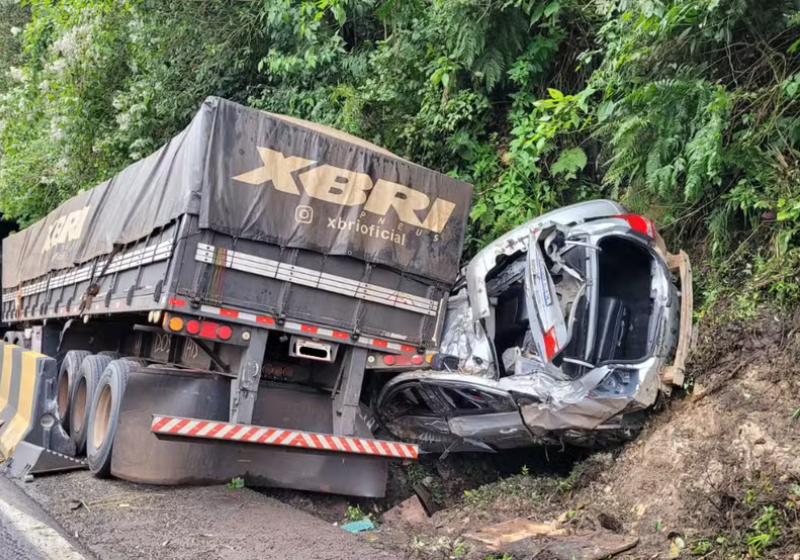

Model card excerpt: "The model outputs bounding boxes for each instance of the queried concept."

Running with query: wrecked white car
[376,200,692,451]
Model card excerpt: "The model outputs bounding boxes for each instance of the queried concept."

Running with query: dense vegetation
[1,0,799,301]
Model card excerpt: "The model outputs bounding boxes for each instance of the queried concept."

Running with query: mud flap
[5,441,87,478]
[111,369,389,497]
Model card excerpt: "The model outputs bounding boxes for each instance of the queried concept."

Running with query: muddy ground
[18,471,398,560]
[263,306,800,559]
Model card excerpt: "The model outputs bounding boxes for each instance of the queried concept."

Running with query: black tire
[87,359,147,477]
[70,354,114,454]
[4,331,23,346]
[57,350,91,434]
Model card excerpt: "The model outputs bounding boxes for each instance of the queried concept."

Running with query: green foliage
[344,504,369,523]
[747,506,781,556]
[226,476,245,489]
[0,0,799,296]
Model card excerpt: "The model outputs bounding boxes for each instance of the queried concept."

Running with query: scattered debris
[464,517,566,548]
[382,495,430,527]
[412,481,438,515]
[541,534,639,560]
[463,517,638,559]
[669,536,686,558]
[341,519,375,533]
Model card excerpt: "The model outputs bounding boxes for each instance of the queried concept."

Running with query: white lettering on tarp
[41,206,91,253]
[233,147,456,234]
[326,217,406,246]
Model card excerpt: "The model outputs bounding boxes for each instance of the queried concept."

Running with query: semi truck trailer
[1,97,473,497]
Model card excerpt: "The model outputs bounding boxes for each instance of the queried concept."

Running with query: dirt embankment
[350,306,800,559]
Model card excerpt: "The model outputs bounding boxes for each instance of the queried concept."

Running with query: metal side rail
[151,415,419,459]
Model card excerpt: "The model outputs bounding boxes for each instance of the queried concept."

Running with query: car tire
[57,350,91,434]
[87,359,147,477]
[70,354,114,454]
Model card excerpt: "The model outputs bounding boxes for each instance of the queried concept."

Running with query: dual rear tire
[70,355,115,454]
[56,351,144,477]
[86,359,146,477]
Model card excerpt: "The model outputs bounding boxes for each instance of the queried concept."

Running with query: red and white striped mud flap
[150,415,419,459]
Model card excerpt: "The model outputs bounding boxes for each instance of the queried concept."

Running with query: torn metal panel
[439,292,495,378]
[466,200,625,321]
[448,411,537,448]
[524,226,569,365]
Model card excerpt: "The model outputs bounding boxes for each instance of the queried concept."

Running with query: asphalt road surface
[0,475,88,560]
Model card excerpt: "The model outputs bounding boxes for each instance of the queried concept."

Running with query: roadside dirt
[365,306,800,559]
[18,471,399,560]
[12,306,800,559]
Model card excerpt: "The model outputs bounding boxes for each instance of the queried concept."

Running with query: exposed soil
[18,471,399,560]
[365,306,800,559]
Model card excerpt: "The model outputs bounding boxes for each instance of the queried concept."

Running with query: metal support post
[229,329,268,424]
[31,323,60,356]
[332,347,367,437]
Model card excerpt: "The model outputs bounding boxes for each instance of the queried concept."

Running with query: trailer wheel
[70,354,114,454]
[87,359,147,477]
[57,350,91,434]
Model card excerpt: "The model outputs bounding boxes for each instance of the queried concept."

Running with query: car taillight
[544,326,558,361]
[186,320,201,335]
[617,214,655,238]
[383,355,396,366]
[411,355,424,365]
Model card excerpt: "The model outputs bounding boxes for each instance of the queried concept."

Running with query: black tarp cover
[3,97,472,288]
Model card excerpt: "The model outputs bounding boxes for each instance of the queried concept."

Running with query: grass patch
[462,463,587,509]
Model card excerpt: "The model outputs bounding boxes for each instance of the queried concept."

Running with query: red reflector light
[217,325,233,340]
[301,324,318,334]
[199,321,218,339]
[400,345,415,353]
[256,315,274,325]
[544,326,558,361]
[186,320,201,335]
[383,355,396,366]
[411,355,424,365]
[333,331,348,340]
[618,214,655,238]
[169,297,186,307]
[373,339,388,348]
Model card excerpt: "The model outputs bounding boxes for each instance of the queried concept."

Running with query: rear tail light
[544,326,559,361]
[164,314,235,342]
[217,325,233,340]
[617,214,655,238]
[380,354,427,367]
